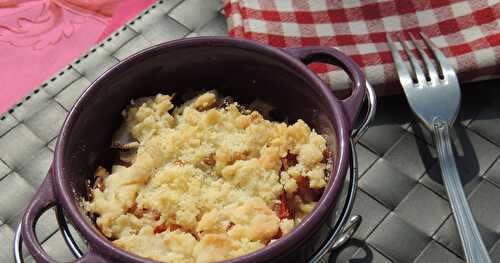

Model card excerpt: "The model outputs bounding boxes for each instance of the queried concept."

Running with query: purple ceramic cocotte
[17,37,373,263]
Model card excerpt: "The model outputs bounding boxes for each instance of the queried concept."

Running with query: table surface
[0,1,499,262]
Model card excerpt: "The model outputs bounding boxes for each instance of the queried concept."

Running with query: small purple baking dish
[19,37,367,263]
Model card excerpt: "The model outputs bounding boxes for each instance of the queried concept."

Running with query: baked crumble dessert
[84,92,332,262]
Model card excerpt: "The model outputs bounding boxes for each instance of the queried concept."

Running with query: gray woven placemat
[1,1,499,262]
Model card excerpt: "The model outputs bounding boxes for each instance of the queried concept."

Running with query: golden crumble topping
[84,92,331,263]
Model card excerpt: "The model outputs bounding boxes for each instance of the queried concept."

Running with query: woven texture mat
[0,1,499,262]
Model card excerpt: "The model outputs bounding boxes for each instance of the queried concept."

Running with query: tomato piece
[202,153,216,166]
[278,192,290,219]
[127,203,144,219]
[153,223,182,234]
[152,209,161,221]
[281,153,298,171]
[322,150,331,163]
[154,223,167,234]
[168,224,182,231]
[273,228,283,239]
[298,176,323,202]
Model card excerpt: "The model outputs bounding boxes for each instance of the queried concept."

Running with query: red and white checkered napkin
[224,0,500,94]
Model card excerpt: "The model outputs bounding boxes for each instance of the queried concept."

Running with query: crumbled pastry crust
[84,92,332,263]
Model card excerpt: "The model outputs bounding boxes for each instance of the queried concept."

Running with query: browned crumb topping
[84,92,331,263]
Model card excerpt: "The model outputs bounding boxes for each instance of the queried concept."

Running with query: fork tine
[386,34,414,88]
[409,33,439,84]
[399,34,426,85]
[420,32,457,81]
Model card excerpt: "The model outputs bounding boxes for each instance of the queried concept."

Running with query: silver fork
[387,33,492,263]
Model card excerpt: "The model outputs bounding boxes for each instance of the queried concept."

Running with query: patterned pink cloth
[0,0,154,114]
[99,0,155,41]
[224,0,500,95]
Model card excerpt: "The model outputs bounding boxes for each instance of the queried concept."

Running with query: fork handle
[433,121,492,263]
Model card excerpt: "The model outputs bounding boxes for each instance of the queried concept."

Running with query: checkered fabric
[224,0,500,94]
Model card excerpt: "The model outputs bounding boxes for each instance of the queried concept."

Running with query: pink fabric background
[0,0,155,114]
[99,0,155,41]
